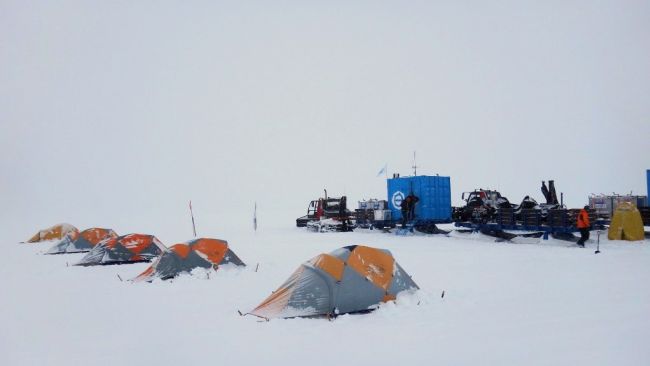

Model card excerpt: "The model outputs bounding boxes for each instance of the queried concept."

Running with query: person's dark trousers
[577,228,590,245]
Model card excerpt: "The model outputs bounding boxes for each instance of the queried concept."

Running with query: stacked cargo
[355,199,391,229]
[588,194,648,219]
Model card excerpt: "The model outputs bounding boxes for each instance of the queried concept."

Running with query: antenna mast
[412,151,417,176]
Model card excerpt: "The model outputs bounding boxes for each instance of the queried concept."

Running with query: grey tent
[248,245,419,319]
[76,233,164,266]
[47,228,118,254]
[133,238,245,281]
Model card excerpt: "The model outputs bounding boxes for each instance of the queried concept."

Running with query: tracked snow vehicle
[296,190,354,232]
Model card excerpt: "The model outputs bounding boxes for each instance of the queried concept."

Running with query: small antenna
[412,151,418,176]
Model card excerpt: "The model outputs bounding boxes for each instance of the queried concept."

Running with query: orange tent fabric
[26,223,78,243]
[133,238,245,282]
[76,233,165,266]
[248,245,419,319]
[47,228,118,254]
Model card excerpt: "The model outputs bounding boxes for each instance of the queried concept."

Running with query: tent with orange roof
[247,245,418,319]
[47,228,118,254]
[25,223,78,243]
[133,238,245,282]
[75,233,165,266]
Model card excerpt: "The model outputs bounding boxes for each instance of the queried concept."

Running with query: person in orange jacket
[576,205,591,247]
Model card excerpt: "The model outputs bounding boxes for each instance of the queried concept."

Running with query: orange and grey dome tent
[75,233,165,266]
[133,238,245,282]
[25,223,78,243]
[46,228,118,254]
[608,202,645,241]
[247,245,419,319]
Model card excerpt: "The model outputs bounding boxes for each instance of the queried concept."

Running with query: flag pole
[253,202,258,232]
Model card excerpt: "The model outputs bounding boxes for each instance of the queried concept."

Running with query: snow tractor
[296,190,355,232]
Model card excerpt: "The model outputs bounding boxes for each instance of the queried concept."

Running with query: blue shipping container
[387,175,452,222]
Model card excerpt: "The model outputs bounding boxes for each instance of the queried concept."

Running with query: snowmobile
[513,181,564,222]
[453,189,514,223]
[513,195,538,220]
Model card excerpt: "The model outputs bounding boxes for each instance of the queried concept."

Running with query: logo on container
[392,191,404,209]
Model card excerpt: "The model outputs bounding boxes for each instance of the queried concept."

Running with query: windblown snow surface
[2,222,649,366]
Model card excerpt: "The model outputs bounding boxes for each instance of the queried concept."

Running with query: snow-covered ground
[2,223,649,366]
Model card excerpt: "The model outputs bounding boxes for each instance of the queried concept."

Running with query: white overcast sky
[1,1,649,239]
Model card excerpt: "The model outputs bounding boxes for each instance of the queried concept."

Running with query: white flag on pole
[376,163,387,177]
